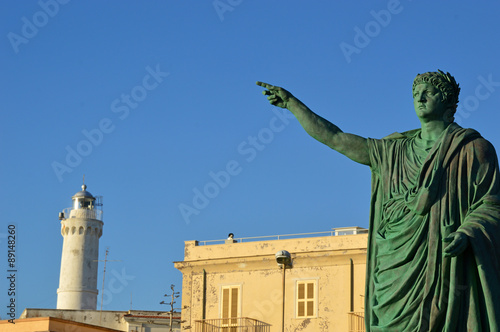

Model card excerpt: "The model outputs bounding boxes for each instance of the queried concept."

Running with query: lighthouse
[57,183,103,310]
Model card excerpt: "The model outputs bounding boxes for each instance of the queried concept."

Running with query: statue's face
[413,83,447,121]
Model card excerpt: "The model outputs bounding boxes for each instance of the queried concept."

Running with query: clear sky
[1,0,500,315]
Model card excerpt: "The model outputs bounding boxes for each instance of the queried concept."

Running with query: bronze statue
[257,71,500,331]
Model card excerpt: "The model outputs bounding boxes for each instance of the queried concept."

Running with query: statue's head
[412,70,460,120]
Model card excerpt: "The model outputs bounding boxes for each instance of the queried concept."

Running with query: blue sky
[1,0,500,315]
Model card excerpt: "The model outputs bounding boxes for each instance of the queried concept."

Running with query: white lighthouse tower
[57,183,103,310]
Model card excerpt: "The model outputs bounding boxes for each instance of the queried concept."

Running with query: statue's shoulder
[448,124,497,161]
[461,128,496,159]
[449,124,483,144]
[382,129,420,140]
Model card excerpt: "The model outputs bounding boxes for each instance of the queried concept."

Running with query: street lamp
[276,250,292,332]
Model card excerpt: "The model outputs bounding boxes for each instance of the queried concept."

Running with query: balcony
[194,317,270,332]
[63,207,103,221]
[348,312,365,332]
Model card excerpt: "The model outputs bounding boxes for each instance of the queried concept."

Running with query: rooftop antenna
[160,284,181,332]
[95,248,121,324]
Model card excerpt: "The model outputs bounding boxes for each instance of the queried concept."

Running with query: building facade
[19,309,181,332]
[0,316,121,332]
[174,227,368,332]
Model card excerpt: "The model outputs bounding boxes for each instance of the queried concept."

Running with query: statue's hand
[256,81,293,109]
[443,232,469,257]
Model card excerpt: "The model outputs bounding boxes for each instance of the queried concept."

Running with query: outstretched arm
[256,81,370,166]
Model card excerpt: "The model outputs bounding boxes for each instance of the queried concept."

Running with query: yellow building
[0,316,121,332]
[174,227,368,332]
[18,309,181,331]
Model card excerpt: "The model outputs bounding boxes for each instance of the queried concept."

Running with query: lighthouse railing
[62,207,103,221]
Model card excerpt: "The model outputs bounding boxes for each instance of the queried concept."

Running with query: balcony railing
[348,312,365,332]
[63,207,103,221]
[194,317,270,332]
[198,227,368,246]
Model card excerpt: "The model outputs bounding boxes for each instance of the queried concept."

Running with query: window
[296,280,316,318]
[221,285,240,329]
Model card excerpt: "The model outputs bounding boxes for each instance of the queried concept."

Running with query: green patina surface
[257,71,500,331]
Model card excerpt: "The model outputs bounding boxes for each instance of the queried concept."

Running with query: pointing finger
[256,81,275,90]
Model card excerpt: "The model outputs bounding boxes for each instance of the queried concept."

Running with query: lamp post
[275,250,292,332]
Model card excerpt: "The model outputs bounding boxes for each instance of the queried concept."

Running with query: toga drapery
[365,123,500,331]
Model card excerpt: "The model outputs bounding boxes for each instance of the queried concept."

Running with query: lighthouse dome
[72,184,95,200]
